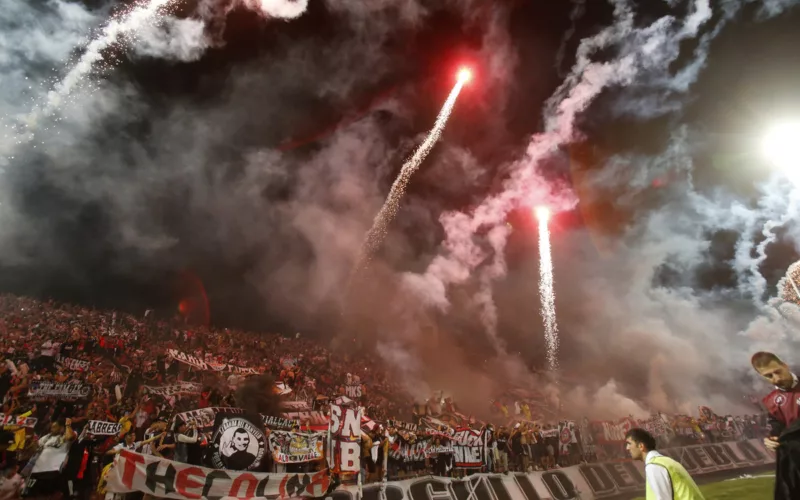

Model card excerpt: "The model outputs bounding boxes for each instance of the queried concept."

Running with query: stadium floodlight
[762,121,800,185]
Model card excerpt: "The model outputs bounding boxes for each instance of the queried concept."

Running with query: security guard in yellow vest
[625,428,705,500]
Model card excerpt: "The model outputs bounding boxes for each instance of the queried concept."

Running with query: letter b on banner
[339,442,360,472]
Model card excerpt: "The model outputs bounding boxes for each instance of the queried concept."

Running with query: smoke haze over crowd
[2,0,800,419]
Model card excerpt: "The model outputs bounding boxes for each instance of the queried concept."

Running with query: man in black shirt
[495,427,509,473]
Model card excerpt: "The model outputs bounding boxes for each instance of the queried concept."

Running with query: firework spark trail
[352,78,466,272]
[27,0,176,129]
[536,208,559,372]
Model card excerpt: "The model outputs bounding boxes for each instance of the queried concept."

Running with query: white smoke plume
[241,0,309,19]
[130,17,210,62]
[395,0,800,417]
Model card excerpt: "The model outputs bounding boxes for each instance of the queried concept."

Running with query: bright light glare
[457,67,472,84]
[762,121,800,185]
[535,206,550,221]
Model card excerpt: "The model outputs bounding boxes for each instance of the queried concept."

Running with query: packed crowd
[0,295,771,499]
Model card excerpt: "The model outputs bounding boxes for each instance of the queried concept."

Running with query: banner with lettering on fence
[268,430,325,463]
[28,381,91,400]
[389,437,454,462]
[450,428,487,468]
[107,449,331,499]
[330,438,775,500]
[167,349,259,375]
[590,417,638,444]
[106,438,774,500]
[327,404,362,473]
[558,420,578,454]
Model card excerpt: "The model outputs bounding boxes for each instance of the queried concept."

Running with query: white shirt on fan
[31,434,72,474]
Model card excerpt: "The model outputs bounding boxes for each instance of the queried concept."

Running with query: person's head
[232,428,250,452]
[50,420,65,436]
[752,352,794,390]
[125,433,136,444]
[625,428,657,461]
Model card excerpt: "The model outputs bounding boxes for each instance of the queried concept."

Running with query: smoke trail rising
[536,208,558,371]
[416,0,714,320]
[23,0,177,130]
[5,0,310,159]
[352,78,466,272]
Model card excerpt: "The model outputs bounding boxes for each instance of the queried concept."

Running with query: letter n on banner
[328,404,362,473]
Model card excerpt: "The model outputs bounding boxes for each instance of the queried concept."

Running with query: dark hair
[751,351,784,370]
[625,428,656,451]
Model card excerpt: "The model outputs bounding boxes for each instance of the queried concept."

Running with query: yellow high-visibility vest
[646,455,705,500]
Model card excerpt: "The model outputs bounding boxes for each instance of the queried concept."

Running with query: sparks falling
[7,0,178,147]
[45,0,177,117]
[353,72,469,271]
[536,206,559,372]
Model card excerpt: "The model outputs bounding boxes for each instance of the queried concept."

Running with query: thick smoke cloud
[403,0,800,416]
[1,0,800,421]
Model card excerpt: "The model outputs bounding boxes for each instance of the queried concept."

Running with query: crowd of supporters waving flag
[0,295,771,499]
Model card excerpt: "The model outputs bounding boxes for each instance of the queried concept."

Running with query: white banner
[85,420,123,437]
[28,381,91,400]
[167,349,259,374]
[330,438,775,500]
[328,405,362,473]
[107,450,331,499]
[106,439,774,500]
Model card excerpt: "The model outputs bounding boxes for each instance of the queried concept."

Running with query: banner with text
[81,420,123,440]
[389,437,454,462]
[167,349,259,375]
[328,404,362,473]
[107,449,331,499]
[58,356,91,371]
[175,407,299,435]
[28,381,91,400]
[0,413,37,428]
[328,438,775,500]
[451,428,488,468]
[268,430,325,464]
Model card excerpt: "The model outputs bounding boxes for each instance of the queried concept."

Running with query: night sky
[2,0,800,415]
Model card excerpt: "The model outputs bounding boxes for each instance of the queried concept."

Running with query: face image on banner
[210,416,266,471]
